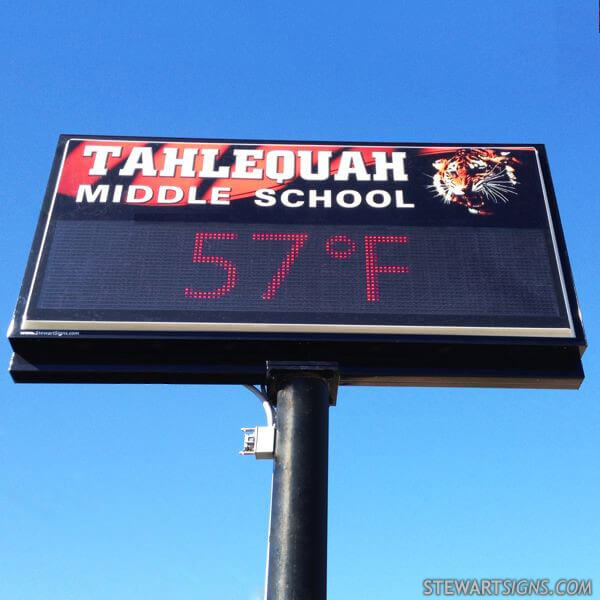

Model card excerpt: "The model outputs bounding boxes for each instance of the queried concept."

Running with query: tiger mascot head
[431,148,520,215]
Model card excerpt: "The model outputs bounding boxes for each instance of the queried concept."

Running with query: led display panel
[8,135,585,386]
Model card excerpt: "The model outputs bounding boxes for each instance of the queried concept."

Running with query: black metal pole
[266,374,331,600]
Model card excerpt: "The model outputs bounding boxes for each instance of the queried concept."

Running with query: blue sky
[1,2,598,599]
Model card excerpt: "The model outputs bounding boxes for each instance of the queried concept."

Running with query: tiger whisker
[487,183,517,194]
[483,187,507,203]
[486,187,515,197]
[486,179,517,189]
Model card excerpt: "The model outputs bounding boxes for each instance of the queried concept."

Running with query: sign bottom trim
[21,319,574,338]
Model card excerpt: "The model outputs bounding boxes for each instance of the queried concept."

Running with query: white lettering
[231,149,264,179]
[119,147,157,177]
[265,150,295,184]
[83,145,122,176]
[334,152,370,181]
[76,184,109,203]
[254,188,276,207]
[197,148,230,178]
[210,187,231,205]
[308,189,332,208]
[112,184,123,203]
[159,147,198,177]
[372,151,408,182]
[126,185,153,203]
[281,189,304,207]
[336,190,362,208]
[298,150,332,181]
[187,186,206,204]
[157,186,184,204]
[395,190,414,208]
[365,190,391,208]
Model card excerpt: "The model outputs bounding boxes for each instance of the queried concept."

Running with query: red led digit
[252,233,309,300]
[325,234,357,260]
[364,235,409,302]
[184,232,238,299]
